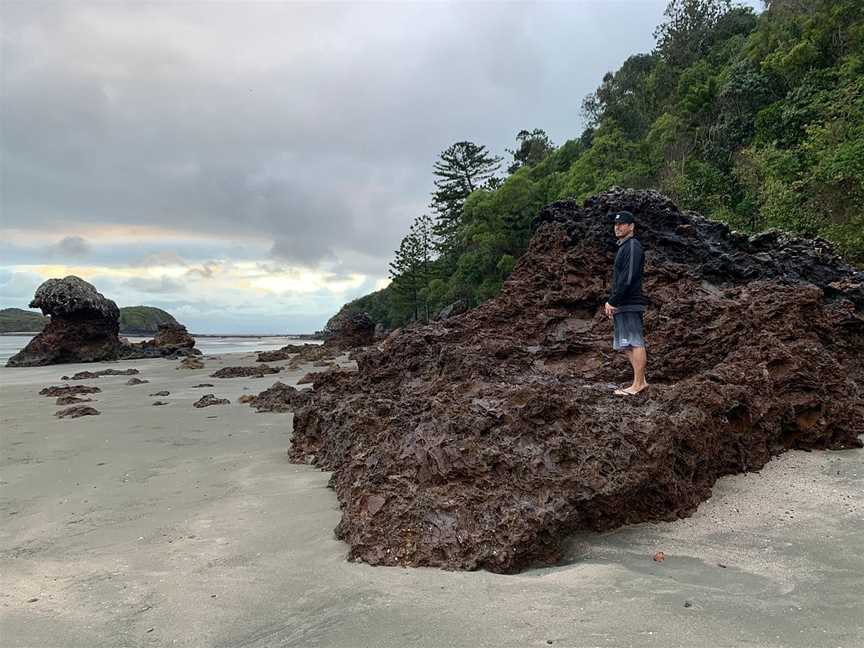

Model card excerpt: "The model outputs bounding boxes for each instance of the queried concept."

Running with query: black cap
[612,210,635,224]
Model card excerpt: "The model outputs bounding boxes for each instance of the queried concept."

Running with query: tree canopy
[348,0,864,330]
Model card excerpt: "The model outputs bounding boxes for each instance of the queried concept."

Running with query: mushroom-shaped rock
[7,276,123,367]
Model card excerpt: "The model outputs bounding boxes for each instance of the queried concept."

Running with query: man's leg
[629,345,648,391]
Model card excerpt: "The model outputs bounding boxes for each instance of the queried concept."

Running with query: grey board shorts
[613,310,646,351]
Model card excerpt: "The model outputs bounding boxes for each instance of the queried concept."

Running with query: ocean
[0,335,319,364]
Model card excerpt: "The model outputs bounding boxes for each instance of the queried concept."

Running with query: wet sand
[1,351,862,647]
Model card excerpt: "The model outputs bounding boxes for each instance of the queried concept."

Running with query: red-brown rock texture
[55,406,100,418]
[193,394,230,408]
[6,275,199,366]
[39,385,101,398]
[209,365,282,379]
[287,188,864,573]
[321,307,375,350]
[8,276,124,367]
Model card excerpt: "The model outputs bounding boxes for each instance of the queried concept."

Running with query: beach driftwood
[288,188,864,573]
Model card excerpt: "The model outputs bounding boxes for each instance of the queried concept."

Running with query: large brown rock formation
[321,306,375,350]
[7,276,124,366]
[6,276,200,366]
[285,188,864,573]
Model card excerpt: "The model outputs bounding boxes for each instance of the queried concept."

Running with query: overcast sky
[0,0,757,333]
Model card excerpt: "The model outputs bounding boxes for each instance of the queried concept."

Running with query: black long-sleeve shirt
[608,235,648,310]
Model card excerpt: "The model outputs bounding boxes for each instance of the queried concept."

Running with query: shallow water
[0,334,318,364]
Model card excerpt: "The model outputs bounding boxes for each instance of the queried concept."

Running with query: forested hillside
[118,306,179,335]
[0,308,49,333]
[351,0,863,328]
[0,305,179,335]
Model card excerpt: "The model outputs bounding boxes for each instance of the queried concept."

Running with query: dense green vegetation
[118,306,178,335]
[351,0,864,329]
[0,308,49,333]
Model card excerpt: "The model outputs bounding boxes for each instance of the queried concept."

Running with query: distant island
[118,306,178,335]
[1,305,179,335]
[0,308,50,334]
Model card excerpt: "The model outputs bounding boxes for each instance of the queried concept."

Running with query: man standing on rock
[604,211,649,395]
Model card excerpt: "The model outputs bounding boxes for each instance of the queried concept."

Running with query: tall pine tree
[429,141,502,260]
[388,214,434,323]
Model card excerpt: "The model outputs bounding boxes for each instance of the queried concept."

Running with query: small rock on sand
[193,394,230,408]
[152,401,169,406]
[209,365,282,379]
[149,390,170,396]
[55,406,101,418]
[39,385,101,397]
[56,395,94,406]
[178,356,205,370]
[126,377,149,385]
[192,383,214,388]
[62,368,140,380]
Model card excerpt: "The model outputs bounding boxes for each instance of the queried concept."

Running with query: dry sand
[1,351,862,648]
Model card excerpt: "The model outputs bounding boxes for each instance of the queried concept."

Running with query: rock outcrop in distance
[123,322,200,359]
[7,276,126,367]
[321,306,376,350]
[6,277,200,367]
[286,188,864,574]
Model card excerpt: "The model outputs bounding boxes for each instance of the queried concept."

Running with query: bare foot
[614,384,649,396]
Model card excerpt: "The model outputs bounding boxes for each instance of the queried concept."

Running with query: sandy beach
[1,350,862,648]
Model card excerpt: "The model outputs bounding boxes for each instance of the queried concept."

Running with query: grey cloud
[185,262,219,279]
[50,235,92,258]
[0,270,43,305]
[1,1,672,273]
[123,276,186,294]
[128,251,188,268]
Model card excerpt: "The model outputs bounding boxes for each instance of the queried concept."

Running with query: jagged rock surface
[178,357,205,370]
[289,188,864,573]
[39,385,101,397]
[124,322,201,359]
[55,406,100,418]
[7,276,124,367]
[5,275,200,366]
[55,396,94,406]
[193,394,230,408]
[209,365,282,379]
[242,381,312,413]
[256,343,336,363]
[61,368,140,380]
[322,306,375,350]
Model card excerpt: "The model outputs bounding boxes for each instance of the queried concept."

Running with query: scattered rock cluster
[255,343,342,368]
[126,322,201,359]
[286,188,864,573]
